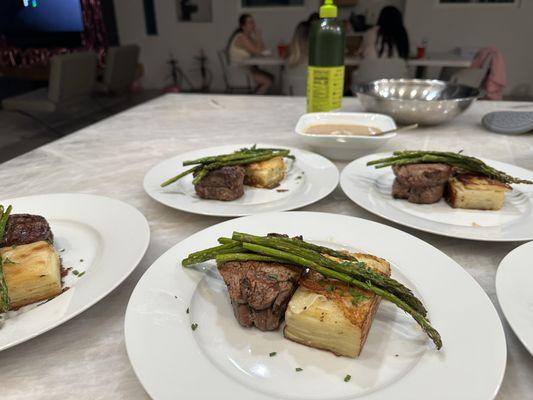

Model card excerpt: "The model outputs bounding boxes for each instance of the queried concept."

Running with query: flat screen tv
[0,0,85,48]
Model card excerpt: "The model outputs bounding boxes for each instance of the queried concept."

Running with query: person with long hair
[227,14,273,94]
[282,13,320,95]
[286,13,319,66]
[359,6,410,60]
[286,20,311,67]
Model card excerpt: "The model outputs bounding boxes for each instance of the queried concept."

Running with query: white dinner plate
[0,193,150,352]
[496,241,533,355]
[340,152,533,241]
[125,212,506,400]
[143,144,339,217]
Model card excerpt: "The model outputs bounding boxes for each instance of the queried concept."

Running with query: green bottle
[307,0,345,113]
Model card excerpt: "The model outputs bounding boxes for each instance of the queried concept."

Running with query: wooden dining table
[0,94,532,399]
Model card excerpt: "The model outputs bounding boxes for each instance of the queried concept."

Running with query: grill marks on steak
[1,214,54,247]
[392,163,452,204]
[194,166,245,201]
[217,260,303,331]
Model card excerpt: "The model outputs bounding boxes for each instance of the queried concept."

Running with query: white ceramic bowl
[295,112,397,161]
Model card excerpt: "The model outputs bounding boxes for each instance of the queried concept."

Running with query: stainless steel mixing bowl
[353,79,480,126]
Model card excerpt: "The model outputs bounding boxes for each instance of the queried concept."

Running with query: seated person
[287,21,310,68]
[286,12,318,66]
[227,14,274,94]
[358,6,410,60]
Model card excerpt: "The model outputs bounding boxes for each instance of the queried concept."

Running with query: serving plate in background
[125,212,506,400]
[496,241,533,355]
[295,112,397,161]
[340,152,533,241]
[143,144,339,217]
[0,193,150,352]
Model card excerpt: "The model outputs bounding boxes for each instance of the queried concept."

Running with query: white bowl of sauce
[295,112,397,161]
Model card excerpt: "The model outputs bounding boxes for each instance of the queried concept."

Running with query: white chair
[97,45,140,94]
[2,51,97,134]
[351,57,410,85]
[217,49,253,94]
[283,63,307,96]
[440,65,489,90]
[3,51,97,113]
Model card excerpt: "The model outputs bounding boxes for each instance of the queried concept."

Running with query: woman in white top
[228,14,273,95]
[358,6,410,60]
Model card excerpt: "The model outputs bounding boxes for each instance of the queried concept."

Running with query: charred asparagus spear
[230,232,427,317]
[161,146,293,187]
[240,243,441,350]
[181,232,442,349]
[367,150,533,185]
[0,205,12,313]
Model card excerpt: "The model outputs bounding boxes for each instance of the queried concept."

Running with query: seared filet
[194,166,245,201]
[217,260,302,331]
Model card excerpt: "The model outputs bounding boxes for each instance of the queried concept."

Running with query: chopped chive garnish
[186,307,190,314]
[269,352,277,357]
[344,374,351,382]
[3,257,15,265]
[326,284,333,292]
[72,270,80,276]
[191,323,198,331]
[77,271,85,278]
[79,259,84,262]
[295,367,303,372]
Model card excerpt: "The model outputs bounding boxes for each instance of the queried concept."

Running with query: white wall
[338,0,405,24]
[113,0,321,90]
[405,0,533,97]
[114,0,533,97]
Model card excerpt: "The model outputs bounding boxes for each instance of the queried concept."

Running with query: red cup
[416,46,426,59]
[277,44,289,59]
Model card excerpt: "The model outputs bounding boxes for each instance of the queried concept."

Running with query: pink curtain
[0,0,108,68]
[80,0,108,63]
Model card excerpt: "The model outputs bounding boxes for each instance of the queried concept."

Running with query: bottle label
[307,66,345,112]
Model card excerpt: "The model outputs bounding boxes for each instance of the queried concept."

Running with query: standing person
[227,14,273,94]
[358,6,410,60]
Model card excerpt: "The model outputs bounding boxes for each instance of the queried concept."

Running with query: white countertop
[0,94,532,400]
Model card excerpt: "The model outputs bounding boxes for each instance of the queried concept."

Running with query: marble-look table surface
[0,94,532,400]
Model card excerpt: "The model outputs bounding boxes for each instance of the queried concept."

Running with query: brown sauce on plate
[304,124,382,136]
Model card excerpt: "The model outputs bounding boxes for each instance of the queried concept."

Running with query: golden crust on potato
[446,174,512,211]
[284,252,391,357]
[244,156,286,189]
[0,241,62,309]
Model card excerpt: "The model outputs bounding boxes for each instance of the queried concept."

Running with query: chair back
[48,51,97,103]
[217,49,251,91]
[449,68,488,89]
[283,63,307,96]
[352,57,409,85]
[101,45,140,92]
[217,49,231,88]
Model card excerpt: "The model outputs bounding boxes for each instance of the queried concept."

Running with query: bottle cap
[319,0,337,18]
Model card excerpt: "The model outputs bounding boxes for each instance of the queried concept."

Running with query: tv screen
[0,0,84,34]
